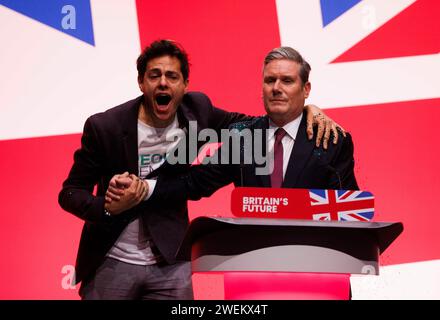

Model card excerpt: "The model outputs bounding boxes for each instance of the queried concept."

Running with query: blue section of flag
[0,0,94,45]
[340,210,374,221]
[358,191,373,198]
[320,0,362,27]
[336,189,372,198]
[337,189,346,198]
[310,189,326,199]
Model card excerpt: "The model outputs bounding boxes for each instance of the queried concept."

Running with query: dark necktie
[271,128,287,188]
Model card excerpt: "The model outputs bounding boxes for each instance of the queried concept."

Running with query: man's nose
[159,75,168,87]
[272,79,281,94]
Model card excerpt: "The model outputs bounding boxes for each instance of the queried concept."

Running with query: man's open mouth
[155,94,172,106]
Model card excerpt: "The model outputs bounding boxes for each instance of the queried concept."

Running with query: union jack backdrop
[0,0,438,299]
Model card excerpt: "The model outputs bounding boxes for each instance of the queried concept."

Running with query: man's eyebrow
[147,68,161,73]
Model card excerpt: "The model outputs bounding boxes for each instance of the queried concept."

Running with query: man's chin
[154,103,173,115]
[266,105,289,116]
[153,109,176,125]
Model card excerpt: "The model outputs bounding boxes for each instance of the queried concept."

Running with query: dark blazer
[238,112,358,189]
[58,92,247,284]
[166,110,358,201]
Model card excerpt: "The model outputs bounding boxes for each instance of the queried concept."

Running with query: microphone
[327,165,342,189]
[238,132,245,187]
[228,119,257,187]
[230,124,246,187]
[239,162,245,187]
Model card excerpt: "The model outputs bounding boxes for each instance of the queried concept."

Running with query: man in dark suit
[248,46,358,190]
[59,40,344,300]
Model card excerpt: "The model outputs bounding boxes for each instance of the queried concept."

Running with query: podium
[177,217,403,299]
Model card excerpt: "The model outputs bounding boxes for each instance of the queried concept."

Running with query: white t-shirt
[106,116,182,265]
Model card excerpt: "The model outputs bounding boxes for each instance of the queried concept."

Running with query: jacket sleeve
[209,104,252,131]
[58,116,109,223]
[330,132,359,190]
[149,151,237,204]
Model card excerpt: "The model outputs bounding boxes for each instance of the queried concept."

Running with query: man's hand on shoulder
[304,104,346,149]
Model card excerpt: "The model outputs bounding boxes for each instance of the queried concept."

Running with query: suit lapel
[122,96,142,175]
[283,111,315,188]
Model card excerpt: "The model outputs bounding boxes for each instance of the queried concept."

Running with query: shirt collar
[268,112,303,141]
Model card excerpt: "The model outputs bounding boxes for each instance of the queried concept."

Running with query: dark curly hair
[137,39,190,82]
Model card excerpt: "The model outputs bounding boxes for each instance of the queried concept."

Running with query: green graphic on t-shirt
[139,153,167,166]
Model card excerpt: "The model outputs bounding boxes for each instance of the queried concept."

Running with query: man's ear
[138,76,144,91]
[303,81,311,98]
[184,79,189,93]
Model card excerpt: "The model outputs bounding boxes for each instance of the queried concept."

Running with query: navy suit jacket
[163,111,359,202]
[238,112,358,189]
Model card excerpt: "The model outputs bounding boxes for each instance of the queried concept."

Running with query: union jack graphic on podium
[309,190,375,221]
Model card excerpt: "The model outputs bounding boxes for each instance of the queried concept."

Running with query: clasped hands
[104,172,148,216]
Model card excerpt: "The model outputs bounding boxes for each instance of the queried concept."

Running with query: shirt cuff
[144,179,156,201]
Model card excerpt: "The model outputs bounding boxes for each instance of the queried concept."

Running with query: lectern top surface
[176,216,404,260]
[205,216,396,229]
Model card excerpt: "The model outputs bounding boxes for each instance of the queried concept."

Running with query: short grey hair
[264,47,311,85]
